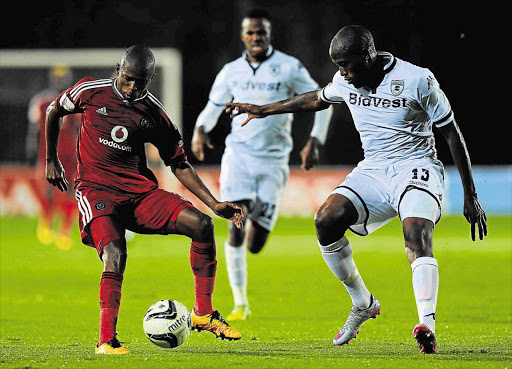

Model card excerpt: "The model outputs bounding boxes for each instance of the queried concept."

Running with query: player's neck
[363,57,387,93]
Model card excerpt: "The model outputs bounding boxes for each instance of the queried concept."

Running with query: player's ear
[361,49,370,63]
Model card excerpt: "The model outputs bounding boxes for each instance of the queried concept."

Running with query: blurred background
[1,0,510,220]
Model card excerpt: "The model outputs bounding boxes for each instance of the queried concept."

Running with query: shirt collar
[378,51,396,74]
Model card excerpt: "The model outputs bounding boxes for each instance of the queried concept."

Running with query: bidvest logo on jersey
[348,93,407,108]
[98,125,132,152]
[231,81,282,91]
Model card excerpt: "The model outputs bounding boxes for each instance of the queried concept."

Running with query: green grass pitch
[1,215,510,368]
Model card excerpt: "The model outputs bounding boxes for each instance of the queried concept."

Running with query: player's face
[115,64,154,102]
[331,53,370,88]
[241,18,271,60]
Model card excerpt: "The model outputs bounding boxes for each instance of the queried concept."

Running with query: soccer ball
[143,299,191,348]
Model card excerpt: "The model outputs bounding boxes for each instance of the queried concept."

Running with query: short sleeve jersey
[208,48,320,160]
[54,77,186,194]
[321,52,454,165]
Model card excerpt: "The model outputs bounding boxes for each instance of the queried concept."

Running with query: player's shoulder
[74,76,111,86]
[392,57,440,94]
[146,92,179,130]
[69,77,113,97]
[389,55,430,84]
[271,49,304,66]
[222,55,247,71]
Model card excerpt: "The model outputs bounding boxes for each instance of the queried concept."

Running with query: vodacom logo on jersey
[98,125,132,152]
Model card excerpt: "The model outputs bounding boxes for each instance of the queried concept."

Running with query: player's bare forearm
[225,91,330,126]
[45,102,63,161]
[172,161,244,228]
[438,120,487,240]
[45,102,69,192]
[172,161,218,209]
[262,91,329,114]
[438,120,476,197]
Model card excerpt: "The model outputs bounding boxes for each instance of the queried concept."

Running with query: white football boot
[333,295,381,346]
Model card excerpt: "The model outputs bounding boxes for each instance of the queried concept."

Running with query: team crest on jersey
[139,116,153,129]
[391,80,404,96]
[95,201,106,211]
[269,64,281,76]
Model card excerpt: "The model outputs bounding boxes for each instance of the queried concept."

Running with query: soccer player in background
[226,25,487,354]
[191,9,333,320]
[45,45,245,354]
[27,65,80,250]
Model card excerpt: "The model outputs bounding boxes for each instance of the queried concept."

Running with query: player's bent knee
[102,239,128,274]
[314,207,351,244]
[194,213,215,242]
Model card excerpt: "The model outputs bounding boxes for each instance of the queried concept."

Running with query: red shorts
[74,184,194,257]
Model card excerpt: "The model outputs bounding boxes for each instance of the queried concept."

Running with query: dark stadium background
[2,0,501,167]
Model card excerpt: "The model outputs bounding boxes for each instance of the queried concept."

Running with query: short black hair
[243,9,271,23]
[330,25,376,58]
[119,45,155,75]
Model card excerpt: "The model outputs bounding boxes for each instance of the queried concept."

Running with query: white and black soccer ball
[143,299,191,348]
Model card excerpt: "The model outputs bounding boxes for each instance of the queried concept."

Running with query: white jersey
[196,47,327,161]
[321,52,454,166]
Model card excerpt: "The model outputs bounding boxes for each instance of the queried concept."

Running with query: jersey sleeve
[54,77,98,114]
[319,72,345,104]
[208,65,233,106]
[194,100,225,133]
[150,112,188,167]
[290,60,320,95]
[417,69,454,128]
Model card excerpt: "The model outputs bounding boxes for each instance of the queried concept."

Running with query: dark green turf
[1,215,510,368]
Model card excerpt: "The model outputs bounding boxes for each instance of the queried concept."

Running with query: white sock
[411,257,439,333]
[319,236,372,309]
[224,242,248,307]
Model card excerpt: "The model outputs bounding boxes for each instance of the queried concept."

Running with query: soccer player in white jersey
[226,25,487,353]
[191,9,333,321]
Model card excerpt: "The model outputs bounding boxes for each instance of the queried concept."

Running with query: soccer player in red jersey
[45,45,245,354]
[27,65,80,250]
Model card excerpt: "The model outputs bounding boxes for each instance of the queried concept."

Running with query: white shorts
[332,161,444,236]
[220,148,289,231]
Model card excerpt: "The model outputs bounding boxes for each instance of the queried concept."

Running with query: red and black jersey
[54,77,186,194]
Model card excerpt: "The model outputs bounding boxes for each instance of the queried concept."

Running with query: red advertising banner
[0,166,350,217]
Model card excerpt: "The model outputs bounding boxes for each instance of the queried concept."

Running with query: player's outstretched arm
[225,90,330,126]
[45,102,69,192]
[438,120,487,241]
[172,161,244,229]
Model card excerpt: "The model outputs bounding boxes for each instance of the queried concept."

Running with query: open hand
[463,195,487,241]
[213,201,245,229]
[225,102,266,126]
